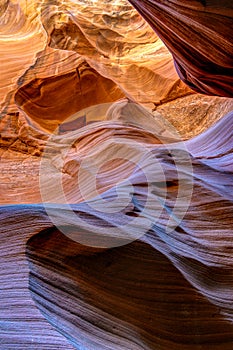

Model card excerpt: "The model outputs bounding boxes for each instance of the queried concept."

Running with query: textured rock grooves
[0,1,233,350]
[128,0,233,96]
[26,228,233,350]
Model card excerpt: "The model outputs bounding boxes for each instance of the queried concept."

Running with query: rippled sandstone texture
[1,1,233,350]
[0,0,192,132]
[129,0,233,96]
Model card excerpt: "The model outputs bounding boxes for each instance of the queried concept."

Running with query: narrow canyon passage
[0,1,233,349]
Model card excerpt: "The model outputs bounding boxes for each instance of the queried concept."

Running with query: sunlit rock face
[1,1,233,350]
[15,60,125,132]
[40,0,192,108]
[1,0,193,131]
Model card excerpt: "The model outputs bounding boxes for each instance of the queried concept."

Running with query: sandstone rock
[129,0,233,96]
[0,1,233,350]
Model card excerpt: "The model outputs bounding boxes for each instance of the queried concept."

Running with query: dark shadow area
[26,227,233,350]
[15,62,125,132]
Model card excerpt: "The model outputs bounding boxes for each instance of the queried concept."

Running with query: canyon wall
[0,1,233,349]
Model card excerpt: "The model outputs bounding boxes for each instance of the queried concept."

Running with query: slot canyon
[0,1,233,349]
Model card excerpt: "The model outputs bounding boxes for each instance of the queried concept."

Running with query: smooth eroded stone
[129,0,233,96]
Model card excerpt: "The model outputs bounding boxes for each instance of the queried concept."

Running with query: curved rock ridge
[40,0,192,107]
[0,0,46,114]
[129,0,233,96]
[0,0,192,129]
[0,1,233,350]
[26,228,233,350]
[1,0,232,134]
[1,96,233,205]
[1,100,233,349]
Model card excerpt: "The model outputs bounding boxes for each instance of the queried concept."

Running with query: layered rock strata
[0,1,233,350]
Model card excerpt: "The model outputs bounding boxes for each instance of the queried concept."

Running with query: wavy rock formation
[0,1,233,350]
[1,0,192,122]
[1,102,233,349]
[129,0,233,96]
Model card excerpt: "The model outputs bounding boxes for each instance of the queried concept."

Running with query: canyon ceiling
[0,1,233,349]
